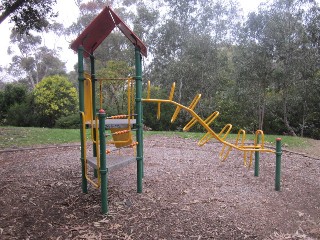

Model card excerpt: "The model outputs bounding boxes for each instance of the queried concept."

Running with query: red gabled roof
[70,6,147,57]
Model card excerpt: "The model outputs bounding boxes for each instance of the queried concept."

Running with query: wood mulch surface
[0,135,319,240]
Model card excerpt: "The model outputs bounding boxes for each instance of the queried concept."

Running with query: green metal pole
[78,46,87,194]
[135,46,143,193]
[90,54,98,178]
[275,138,282,191]
[90,54,97,157]
[254,135,260,177]
[99,109,108,214]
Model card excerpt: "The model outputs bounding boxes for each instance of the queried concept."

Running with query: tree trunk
[300,100,307,137]
[283,94,297,136]
[0,0,25,24]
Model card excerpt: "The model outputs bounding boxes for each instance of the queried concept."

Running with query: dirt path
[0,135,319,239]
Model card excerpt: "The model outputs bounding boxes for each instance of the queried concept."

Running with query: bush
[55,113,80,129]
[6,103,37,127]
[0,83,28,124]
[34,75,78,127]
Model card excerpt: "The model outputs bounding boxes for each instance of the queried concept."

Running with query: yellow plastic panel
[110,128,133,148]
[84,78,93,122]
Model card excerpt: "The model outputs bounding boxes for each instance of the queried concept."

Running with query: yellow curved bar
[204,111,220,125]
[185,111,219,133]
[157,102,161,120]
[218,124,233,161]
[169,82,175,101]
[183,117,197,131]
[219,143,233,161]
[188,94,201,110]
[236,129,246,146]
[255,130,265,148]
[235,129,247,166]
[218,124,233,140]
[248,150,254,168]
[81,112,100,188]
[198,131,214,146]
[171,106,182,123]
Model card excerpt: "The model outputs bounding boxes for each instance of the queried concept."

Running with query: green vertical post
[254,135,260,177]
[90,54,98,178]
[275,138,282,191]
[90,54,97,157]
[78,46,87,194]
[99,109,108,214]
[135,46,143,193]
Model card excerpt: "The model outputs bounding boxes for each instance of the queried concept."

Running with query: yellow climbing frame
[143,81,275,166]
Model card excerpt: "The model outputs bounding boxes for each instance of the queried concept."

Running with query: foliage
[0,82,28,124]
[6,93,37,126]
[2,0,319,139]
[96,60,134,116]
[0,0,57,34]
[8,32,66,89]
[33,75,78,127]
[54,113,80,129]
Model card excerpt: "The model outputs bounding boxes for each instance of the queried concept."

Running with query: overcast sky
[0,0,263,73]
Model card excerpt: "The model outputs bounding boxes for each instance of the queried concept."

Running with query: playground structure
[143,81,282,189]
[71,6,282,215]
[71,6,146,214]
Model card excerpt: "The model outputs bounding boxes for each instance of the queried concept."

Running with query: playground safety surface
[0,135,319,239]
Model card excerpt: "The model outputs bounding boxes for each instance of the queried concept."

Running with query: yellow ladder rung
[169,82,175,101]
[198,132,214,146]
[219,143,232,162]
[171,106,182,123]
[183,117,197,131]
[204,111,219,125]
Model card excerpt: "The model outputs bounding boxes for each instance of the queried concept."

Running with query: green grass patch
[0,126,312,151]
[0,126,86,149]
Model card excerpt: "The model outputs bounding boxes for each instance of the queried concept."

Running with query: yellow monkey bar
[143,81,275,166]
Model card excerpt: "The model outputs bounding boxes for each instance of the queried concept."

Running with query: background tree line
[0,0,319,139]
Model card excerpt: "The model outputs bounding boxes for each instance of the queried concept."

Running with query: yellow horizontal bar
[142,98,276,154]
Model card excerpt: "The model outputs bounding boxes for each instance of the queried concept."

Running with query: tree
[96,60,134,115]
[0,0,57,34]
[234,0,320,137]
[0,82,28,123]
[33,75,78,127]
[8,31,66,89]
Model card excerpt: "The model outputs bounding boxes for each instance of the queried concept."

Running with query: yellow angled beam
[169,82,175,100]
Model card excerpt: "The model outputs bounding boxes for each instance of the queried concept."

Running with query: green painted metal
[99,109,108,214]
[275,138,282,191]
[90,55,97,158]
[254,135,260,177]
[135,47,143,193]
[78,46,88,194]
[90,55,98,178]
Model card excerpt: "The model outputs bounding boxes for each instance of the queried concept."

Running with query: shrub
[55,113,80,129]
[34,75,78,127]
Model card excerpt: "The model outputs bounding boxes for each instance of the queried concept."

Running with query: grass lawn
[0,126,315,153]
[0,127,86,149]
